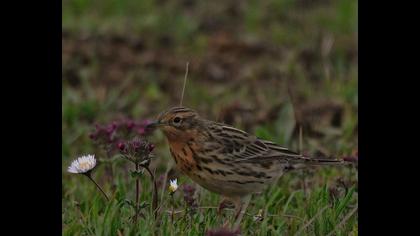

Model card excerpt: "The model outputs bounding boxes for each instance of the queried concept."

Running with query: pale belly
[168,141,283,197]
[183,163,285,198]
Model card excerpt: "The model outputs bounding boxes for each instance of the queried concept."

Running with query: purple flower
[126,120,135,129]
[137,127,146,135]
[89,132,97,140]
[182,184,195,194]
[89,119,154,156]
[89,123,116,145]
[148,143,155,152]
[117,142,126,151]
[182,184,198,209]
[118,137,155,164]
[131,139,141,149]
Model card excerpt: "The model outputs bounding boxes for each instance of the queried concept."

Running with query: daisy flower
[68,154,97,174]
[68,154,109,201]
[168,179,178,222]
[253,209,264,222]
[169,179,178,193]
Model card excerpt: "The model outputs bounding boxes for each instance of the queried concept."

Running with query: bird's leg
[233,195,252,229]
[218,196,232,227]
[218,196,239,227]
[217,196,231,215]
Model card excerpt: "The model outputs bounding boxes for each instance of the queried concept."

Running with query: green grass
[63,164,357,235]
[62,0,358,235]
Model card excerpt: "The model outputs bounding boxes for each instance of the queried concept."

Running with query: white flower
[68,154,97,174]
[168,179,178,193]
[253,209,264,222]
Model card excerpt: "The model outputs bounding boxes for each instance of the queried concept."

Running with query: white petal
[67,154,97,174]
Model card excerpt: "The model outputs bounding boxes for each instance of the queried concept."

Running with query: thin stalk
[85,173,110,201]
[143,165,158,219]
[299,126,303,154]
[180,62,189,106]
[134,162,140,223]
[105,148,114,185]
[170,194,175,223]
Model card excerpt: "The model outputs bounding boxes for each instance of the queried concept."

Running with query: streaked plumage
[148,106,345,226]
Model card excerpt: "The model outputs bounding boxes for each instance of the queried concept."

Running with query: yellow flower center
[79,161,90,170]
[169,185,177,193]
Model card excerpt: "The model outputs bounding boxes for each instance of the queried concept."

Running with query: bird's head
[146,107,202,142]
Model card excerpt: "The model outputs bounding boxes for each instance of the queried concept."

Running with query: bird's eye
[173,116,182,125]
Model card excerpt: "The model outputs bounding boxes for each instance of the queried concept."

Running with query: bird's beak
[145,120,164,131]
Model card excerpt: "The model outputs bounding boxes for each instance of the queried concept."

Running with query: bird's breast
[168,141,198,174]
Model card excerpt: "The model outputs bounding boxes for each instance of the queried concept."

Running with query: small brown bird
[147,106,345,226]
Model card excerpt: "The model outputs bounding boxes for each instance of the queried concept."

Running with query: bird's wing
[206,122,305,163]
[206,122,270,161]
[262,141,302,157]
[205,122,344,166]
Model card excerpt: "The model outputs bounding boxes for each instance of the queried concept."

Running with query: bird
[146,106,346,227]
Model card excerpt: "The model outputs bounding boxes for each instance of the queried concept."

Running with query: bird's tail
[300,156,347,165]
[284,156,354,171]
[236,153,356,169]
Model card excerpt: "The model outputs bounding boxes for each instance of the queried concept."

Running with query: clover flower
[89,118,154,156]
[118,137,155,165]
[182,184,198,210]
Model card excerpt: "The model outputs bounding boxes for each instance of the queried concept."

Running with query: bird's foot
[217,198,233,215]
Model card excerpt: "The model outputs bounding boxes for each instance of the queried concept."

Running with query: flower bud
[126,120,135,129]
[117,142,126,151]
[148,143,155,152]
[137,127,146,135]
[89,132,97,140]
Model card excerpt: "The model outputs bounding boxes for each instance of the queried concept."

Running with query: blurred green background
[63,0,357,235]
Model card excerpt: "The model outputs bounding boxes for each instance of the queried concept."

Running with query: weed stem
[143,165,158,218]
[134,162,140,222]
[85,173,110,201]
